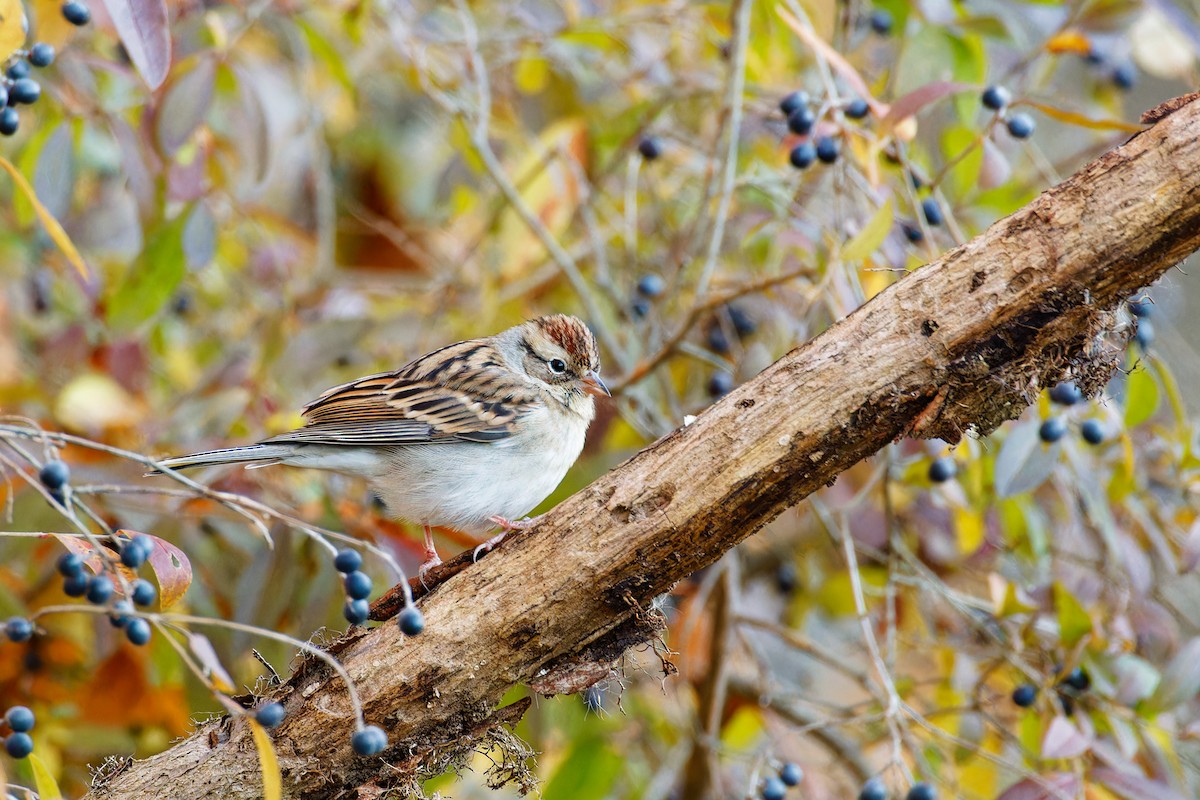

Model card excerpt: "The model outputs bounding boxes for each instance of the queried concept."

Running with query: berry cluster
[855,778,936,800]
[2,705,35,759]
[630,272,664,319]
[705,304,755,400]
[335,548,373,625]
[779,90,841,169]
[979,84,1036,140]
[0,2,90,138]
[1011,664,1091,716]
[759,761,803,799]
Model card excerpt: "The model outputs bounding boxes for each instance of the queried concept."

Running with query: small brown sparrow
[154,315,608,572]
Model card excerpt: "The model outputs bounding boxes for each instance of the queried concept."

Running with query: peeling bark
[88,97,1200,799]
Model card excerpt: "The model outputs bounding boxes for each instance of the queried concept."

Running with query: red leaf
[994,773,1079,800]
[882,81,973,129]
[99,0,172,90]
[137,531,192,609]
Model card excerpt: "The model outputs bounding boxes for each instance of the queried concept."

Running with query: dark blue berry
[779,762,803,786]
[921,198,943,226]
[63,572,89,597]
[638,136,663,160]
[1012,684,1037,707]
[815,136,839,163]
[4,731,33,759]
[0,85,8,108]
[255,702,286,728]
[728,305,755,336]
[980,85,1011,111]
[708,371,734,398]
[28,44,55,68]
[1134,319,1155,350]
[9,78,41,106]
[121,539,149,568]
[125,618,152,646]
[1039,417,1067,443]
[130,579,156,607]
[333,548,362,574]
[1080,419,1105,445]
[761,776,787,800]
[859,778,889,800]
[1111,63,1136,90]
[787,107,817,135]
[56,551,84,577]
[398,607,425,636]
[845,98,870,119]
[707,326,731,354]
[630,298,651,319]
[1084,47,1104,66]
[902,222,924,242]
[61,1,91,25]
[109,600,132,628]
[928,457,956,483]
[351,725,388,755]
[1128,297,1152,318]
[343,599,369,625]
[779,90,809,116]
[1062,667,1090,692]
[637,274,666,298]
[1006,113,1035,139]
[788,142,816,169]
[907,782,936,800]
[5,706,35,733]
[1058,691,1075,716]
[343,571,372,600]
[869,9,893,35]
[775,561,798,593]
[6,60,29,80]
[85,575,114,604]
[1048,381,1082,406]
[5,617,33,642]
[39,460,70,490]
[0,107,17,136]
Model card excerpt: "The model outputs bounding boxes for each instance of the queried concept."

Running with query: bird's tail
[147,444,297,475]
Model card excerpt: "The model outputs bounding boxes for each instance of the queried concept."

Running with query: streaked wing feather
[272,341,542,448]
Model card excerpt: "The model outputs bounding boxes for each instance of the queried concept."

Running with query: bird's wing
[262,340,542,447]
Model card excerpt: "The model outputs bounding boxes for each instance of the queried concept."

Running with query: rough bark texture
[90,97,1200,799]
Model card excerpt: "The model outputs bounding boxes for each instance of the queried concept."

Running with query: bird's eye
[548,358,567,374]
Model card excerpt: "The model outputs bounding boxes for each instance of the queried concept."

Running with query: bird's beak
[583,370,610,397]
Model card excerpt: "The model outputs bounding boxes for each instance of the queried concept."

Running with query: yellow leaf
[0,155,90,281]
[1054,582,1093,647]
[514,47,549,94]
[0,0,26,64]
[29,753,64,800]
[1022,101,1143,133]
[841,199,893,262]
[249,719,283,800]
[954,505,986,554]
[1045,31,1090,55]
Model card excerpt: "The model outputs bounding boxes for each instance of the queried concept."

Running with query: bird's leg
[473,514,541,561]
[417,525,442,579]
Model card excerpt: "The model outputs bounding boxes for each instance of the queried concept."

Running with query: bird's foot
[473,515,540,561]
[417,550,443,583]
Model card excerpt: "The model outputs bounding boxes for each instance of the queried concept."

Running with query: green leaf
[842,199,893,262]
[542,737,621,800]
[941,125,983,199]
[1054,582,1092,647]
[1124,365,1160,428]
[106,211,189,331]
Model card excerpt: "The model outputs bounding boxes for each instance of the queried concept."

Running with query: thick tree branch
[90,96,1200,799]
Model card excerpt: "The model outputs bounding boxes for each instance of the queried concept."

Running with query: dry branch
[88,96,1200,799]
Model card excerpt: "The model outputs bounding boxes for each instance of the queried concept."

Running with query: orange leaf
[1022,101,1144,133]
[1046,31,1091,56]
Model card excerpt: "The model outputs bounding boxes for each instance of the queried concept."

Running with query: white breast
[370,404,589,534]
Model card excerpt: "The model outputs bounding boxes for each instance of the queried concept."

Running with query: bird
[151,315,608,574]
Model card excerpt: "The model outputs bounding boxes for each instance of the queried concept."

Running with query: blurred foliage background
[2,0,1200,798]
